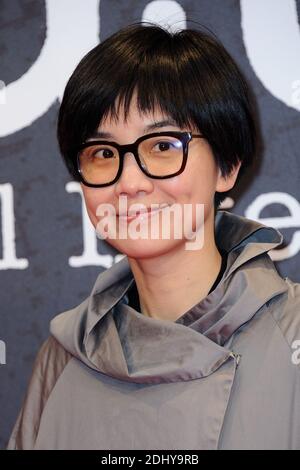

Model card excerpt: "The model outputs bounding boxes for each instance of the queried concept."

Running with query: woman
[7,23,300,450]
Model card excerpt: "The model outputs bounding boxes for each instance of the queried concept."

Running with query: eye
[81,145,117,160]
[93,147,115,159]
[153,140,181,152]
[155,142,171,151]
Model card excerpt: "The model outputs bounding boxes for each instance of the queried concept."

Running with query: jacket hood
[50,210,288,384]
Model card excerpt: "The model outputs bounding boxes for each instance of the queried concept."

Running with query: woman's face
[80,98,240,259]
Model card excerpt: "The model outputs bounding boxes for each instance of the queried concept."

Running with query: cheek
[81,187,113,228]
[163,163,217,205]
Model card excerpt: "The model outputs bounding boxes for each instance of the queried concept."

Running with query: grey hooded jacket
[7,210,300,450]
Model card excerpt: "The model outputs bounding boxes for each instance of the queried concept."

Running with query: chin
[105,237,184,260]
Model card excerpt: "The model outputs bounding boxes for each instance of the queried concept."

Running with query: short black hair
[57,23,257,209]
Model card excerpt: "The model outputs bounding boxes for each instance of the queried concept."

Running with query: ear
[215,160,242,193]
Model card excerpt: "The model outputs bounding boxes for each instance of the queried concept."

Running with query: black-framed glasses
[76,131,204,187]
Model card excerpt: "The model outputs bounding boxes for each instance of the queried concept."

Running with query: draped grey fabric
[7,211,300,450]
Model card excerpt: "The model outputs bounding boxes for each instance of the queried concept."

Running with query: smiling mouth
[117,204,170,220]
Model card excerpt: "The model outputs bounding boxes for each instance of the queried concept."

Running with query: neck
[127,210,222,322]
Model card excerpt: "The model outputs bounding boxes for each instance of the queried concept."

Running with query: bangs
[97,84,196,133]
[77,32,204,141]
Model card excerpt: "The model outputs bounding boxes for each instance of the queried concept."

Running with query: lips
[117,204,169,217]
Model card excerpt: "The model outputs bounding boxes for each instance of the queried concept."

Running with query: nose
[114,151,153,197]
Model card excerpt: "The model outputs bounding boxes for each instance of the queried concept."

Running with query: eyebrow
[88,119,180,140]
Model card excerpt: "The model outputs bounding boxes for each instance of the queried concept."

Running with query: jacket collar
[50,210,288,384]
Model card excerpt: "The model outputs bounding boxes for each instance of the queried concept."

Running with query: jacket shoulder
[7,335,72,450]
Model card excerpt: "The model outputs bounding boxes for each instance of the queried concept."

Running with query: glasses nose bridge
[118,141,139,161]
[118,141,147,172]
